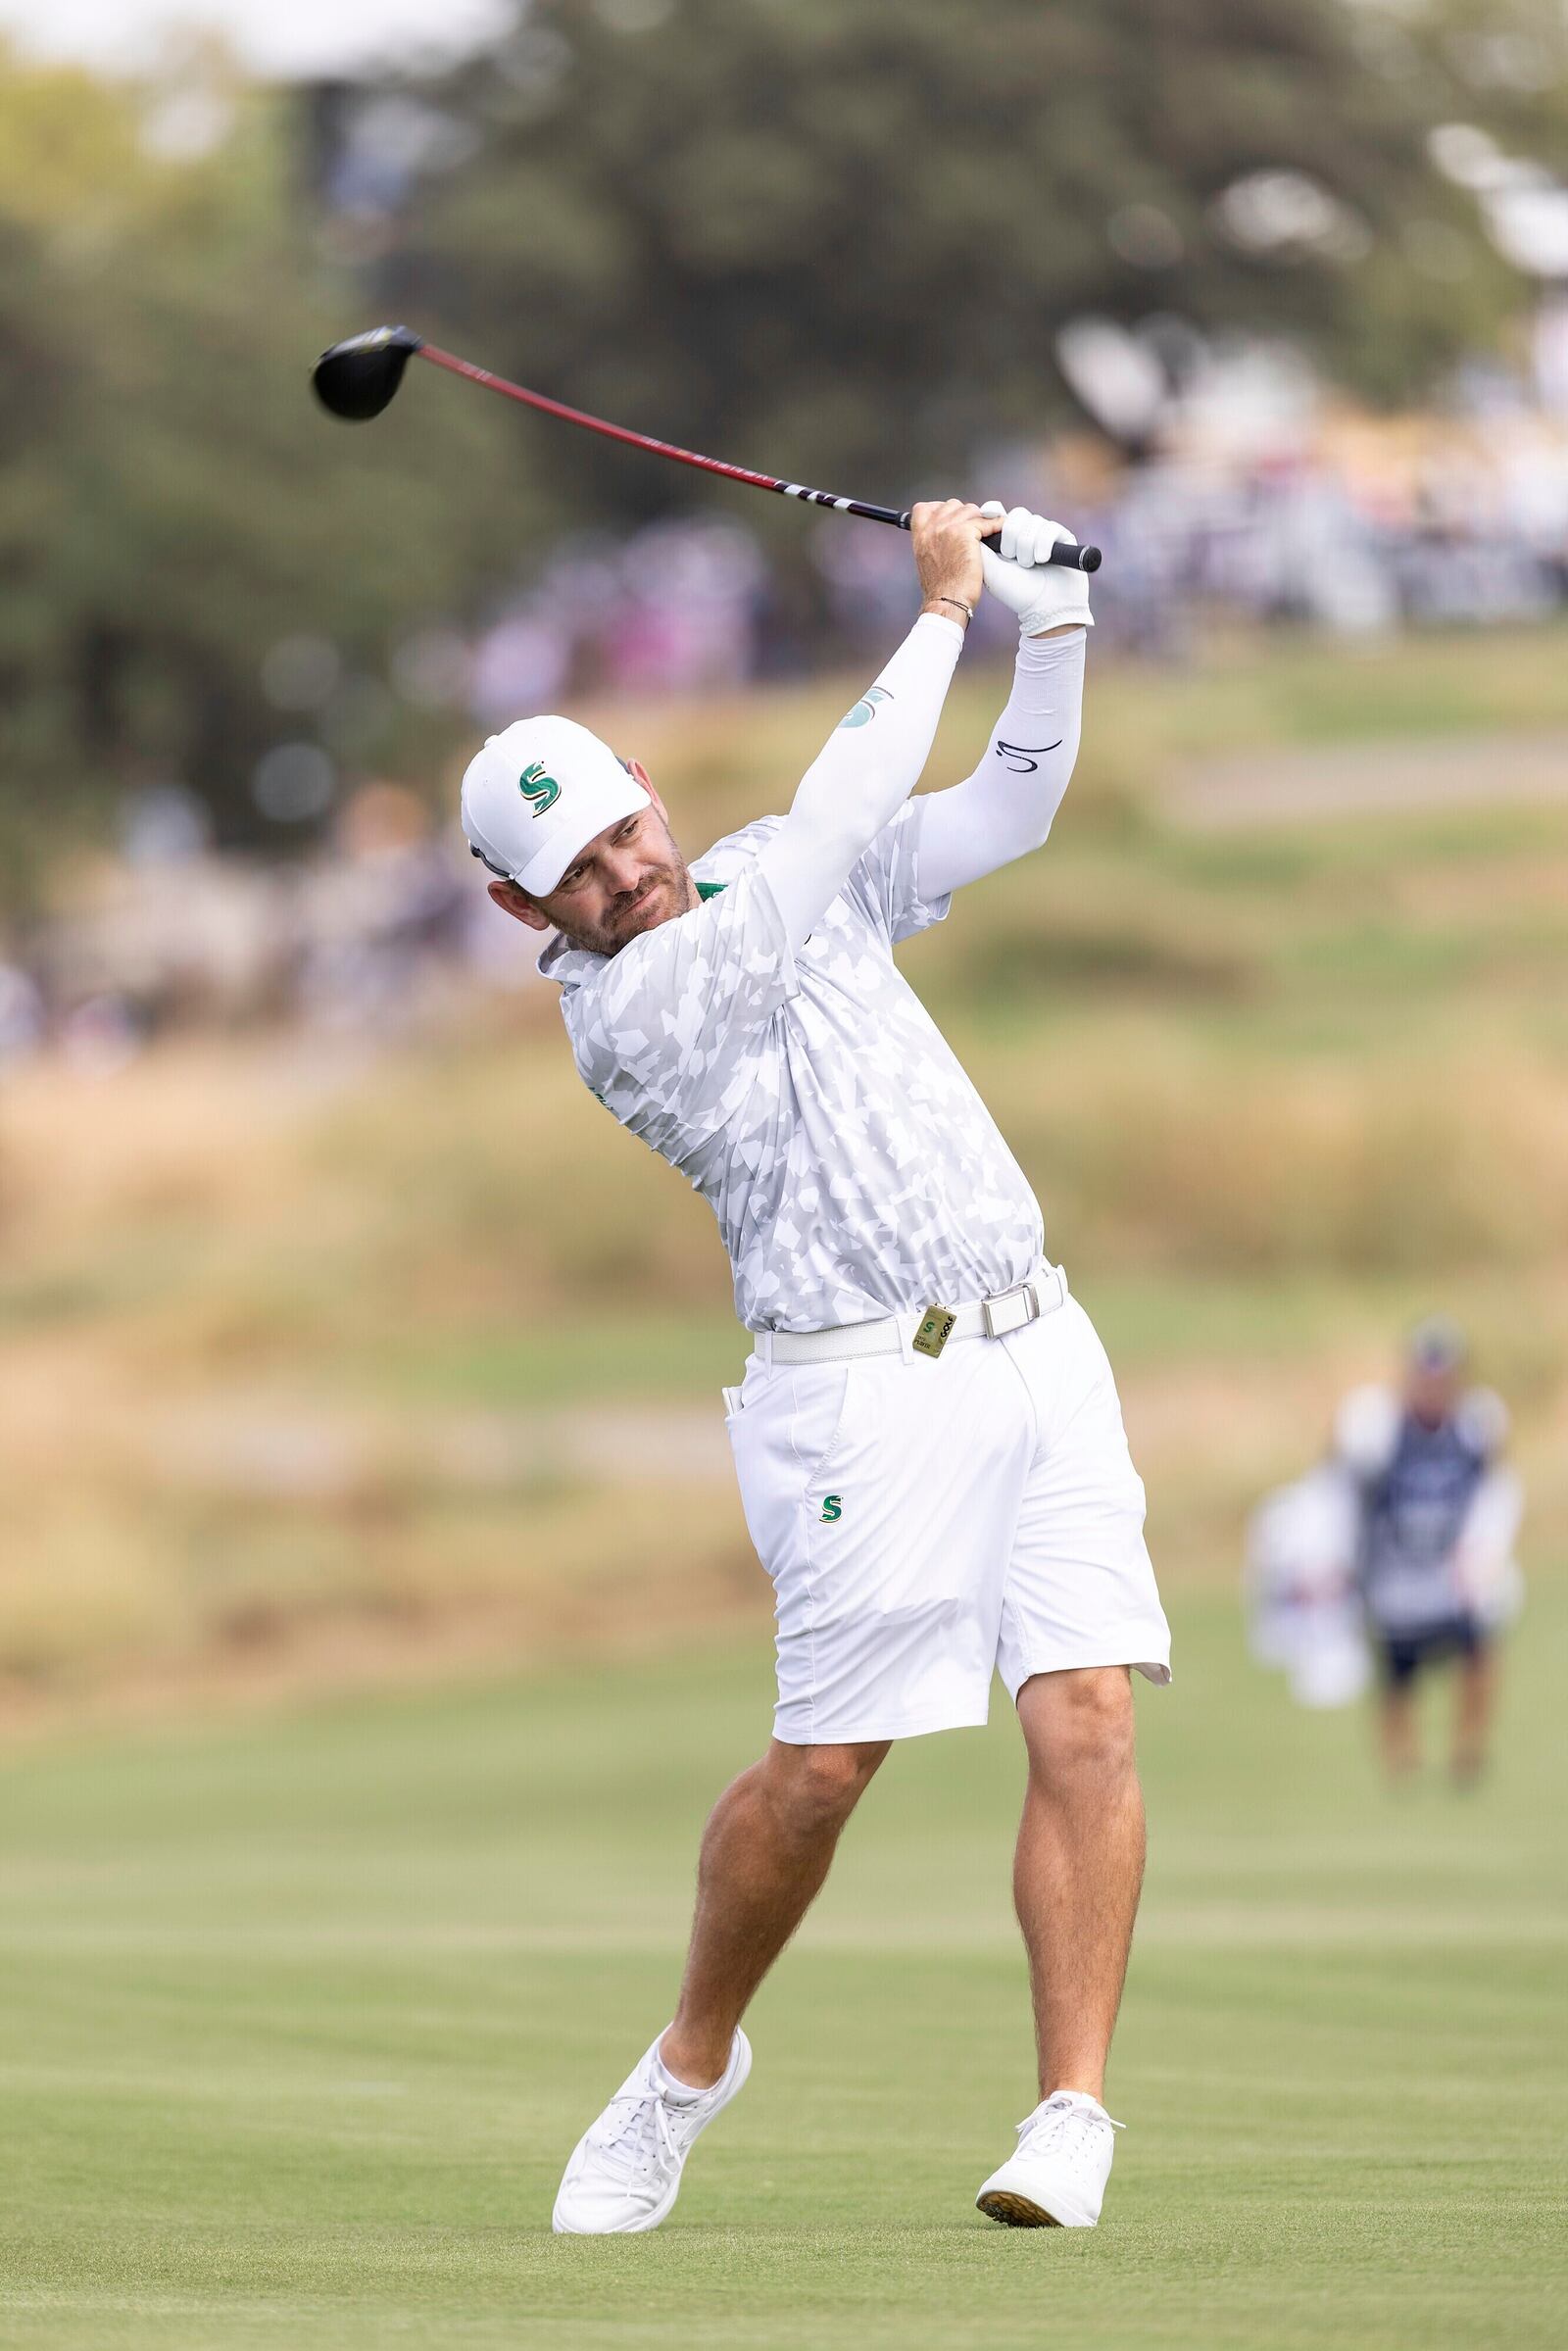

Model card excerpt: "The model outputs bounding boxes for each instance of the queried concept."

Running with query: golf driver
[312,325,1102,572]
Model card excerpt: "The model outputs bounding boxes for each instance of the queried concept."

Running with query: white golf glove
[979,502,1094,636]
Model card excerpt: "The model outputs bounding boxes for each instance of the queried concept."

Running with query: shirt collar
[536,876,727,987]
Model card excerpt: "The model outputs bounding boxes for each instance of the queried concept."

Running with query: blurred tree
[0,48,522,879]
[387,0,1545,510]
[1,3,1562,900]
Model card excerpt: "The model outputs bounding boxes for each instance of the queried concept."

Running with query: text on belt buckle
[912,1303,956,1359]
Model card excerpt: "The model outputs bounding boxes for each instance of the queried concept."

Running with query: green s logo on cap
[518,760,561,817]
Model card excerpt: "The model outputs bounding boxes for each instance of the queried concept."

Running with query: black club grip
[894,512,1101,571]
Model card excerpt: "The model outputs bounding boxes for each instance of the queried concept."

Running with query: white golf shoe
[975,2088,1124,2229]
[552,2029,751,2234]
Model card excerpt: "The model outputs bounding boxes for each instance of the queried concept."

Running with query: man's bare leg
[659,1738,890,2087]
[1380,1686,1420,1780]
[1452,1645,1496,1784]
[1012,1667,1145,2104]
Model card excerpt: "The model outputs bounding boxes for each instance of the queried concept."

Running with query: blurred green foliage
[1,4,1565,884]
[404,0,1545,498]
[0,51,520,874]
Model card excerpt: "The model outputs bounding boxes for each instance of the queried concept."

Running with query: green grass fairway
[3,1587,1565,2350]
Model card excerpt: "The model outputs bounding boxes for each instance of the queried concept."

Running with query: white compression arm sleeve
[913,627,1086,900]
[758,612,964,949]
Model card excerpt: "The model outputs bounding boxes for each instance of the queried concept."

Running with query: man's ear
[628,758,667,823]
[488,878,551,932]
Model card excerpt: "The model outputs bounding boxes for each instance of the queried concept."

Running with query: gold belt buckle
[912,1302,956,1359]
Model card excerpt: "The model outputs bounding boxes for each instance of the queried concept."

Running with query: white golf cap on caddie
[460,714,650,897]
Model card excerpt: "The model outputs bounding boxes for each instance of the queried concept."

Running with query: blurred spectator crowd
[444,363,1568,695]
[0,783,510,1074]
[822,338,1568,656]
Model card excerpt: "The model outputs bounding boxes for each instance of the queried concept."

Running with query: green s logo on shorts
[518,760,561,816]
[820,1494,843,1523]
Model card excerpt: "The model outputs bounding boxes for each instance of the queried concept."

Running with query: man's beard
[554,847,694,957]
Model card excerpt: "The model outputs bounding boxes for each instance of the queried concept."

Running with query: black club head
[312,325,424,422]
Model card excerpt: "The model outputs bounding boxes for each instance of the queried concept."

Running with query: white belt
[758,1263,1068,1365]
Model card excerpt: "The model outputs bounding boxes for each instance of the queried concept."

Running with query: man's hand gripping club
[979,503,1094,639]
[910,496,1094,638]
[911,497,1002,629]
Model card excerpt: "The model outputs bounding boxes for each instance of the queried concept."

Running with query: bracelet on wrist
[937,595,974,625]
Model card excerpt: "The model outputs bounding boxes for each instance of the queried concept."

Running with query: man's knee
[765,1738,890,1834]
[1018,1667,1136,1784]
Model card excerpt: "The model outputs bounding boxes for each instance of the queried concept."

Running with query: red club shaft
[417,342,902,522]
[414,341,1101,569]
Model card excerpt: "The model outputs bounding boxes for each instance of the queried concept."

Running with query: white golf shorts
[724,1279,1171,1744]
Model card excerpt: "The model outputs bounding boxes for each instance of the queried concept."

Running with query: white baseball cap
[460,715,650,897]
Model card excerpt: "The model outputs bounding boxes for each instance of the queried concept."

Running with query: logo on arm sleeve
[518,760,562,815]
[837,685,893,731]
[995,738,1063,774]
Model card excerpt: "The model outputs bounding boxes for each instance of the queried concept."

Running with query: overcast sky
[0,0,514,78]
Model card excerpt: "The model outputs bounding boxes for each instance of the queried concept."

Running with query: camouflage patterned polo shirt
[538,804,1045,1334]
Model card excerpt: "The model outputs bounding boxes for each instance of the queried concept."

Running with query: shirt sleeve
[1333,1385,1401,1481]
[564,862,797,1151]
[843,801,954,944]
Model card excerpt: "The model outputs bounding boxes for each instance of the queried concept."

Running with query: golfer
[462,500,1171,2231]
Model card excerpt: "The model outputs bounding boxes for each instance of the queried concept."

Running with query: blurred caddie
[1334,1318,1522,1785]
[462,501,1170,2231]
